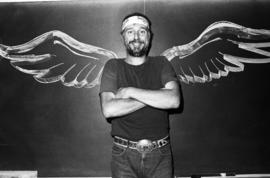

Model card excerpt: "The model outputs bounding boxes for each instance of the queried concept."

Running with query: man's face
[122,25,151,57]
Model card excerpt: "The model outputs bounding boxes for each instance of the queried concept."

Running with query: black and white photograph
[0,0,270,178]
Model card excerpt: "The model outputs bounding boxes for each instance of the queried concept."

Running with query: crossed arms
[100,81,180,118]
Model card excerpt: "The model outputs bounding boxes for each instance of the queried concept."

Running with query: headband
[121,16,149,31]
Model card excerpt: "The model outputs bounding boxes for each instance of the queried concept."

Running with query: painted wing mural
[0,30,118,88]
[1,21,270,88]
[162,21,270,84]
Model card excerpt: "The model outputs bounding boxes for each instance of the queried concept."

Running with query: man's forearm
[115,81,180,109]
[100,81,180,118]
[101,97,145,118]
[129,87,180,109]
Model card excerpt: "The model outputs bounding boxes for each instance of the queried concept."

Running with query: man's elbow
[170,97,180,109]
[165,85,180,109]
[101,106,114,118]
[169,92,180,109]
[102,111,111,119]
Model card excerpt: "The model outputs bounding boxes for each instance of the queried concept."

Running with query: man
[99,12,181,178]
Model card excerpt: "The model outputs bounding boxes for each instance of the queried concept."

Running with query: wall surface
[0,0,270,177]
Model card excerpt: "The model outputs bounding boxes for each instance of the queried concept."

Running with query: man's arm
[100,80,180,118]
[116,81,180,109]
[100,92,146,118]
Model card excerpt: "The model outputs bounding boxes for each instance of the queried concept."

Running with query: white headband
[121,16,149,31]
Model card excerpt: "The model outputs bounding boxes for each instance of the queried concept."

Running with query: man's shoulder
[105,58,117,64]
[149,55,167,60]
[105,58,125,65]
[104,58,122,68]
[148,56,168,64]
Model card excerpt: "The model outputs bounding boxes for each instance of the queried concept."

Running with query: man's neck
[125,55,147,66]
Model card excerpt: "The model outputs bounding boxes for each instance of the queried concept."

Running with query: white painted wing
[161,21,270,84]
[0,30,118,88]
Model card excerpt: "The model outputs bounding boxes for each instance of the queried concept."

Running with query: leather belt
[113,135,169,153]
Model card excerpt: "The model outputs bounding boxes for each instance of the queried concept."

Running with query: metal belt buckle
[136,139,154,153]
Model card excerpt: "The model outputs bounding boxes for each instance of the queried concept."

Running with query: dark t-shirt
[99,56,178,140]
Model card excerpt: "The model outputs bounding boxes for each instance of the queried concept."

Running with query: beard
[125,40,149,57]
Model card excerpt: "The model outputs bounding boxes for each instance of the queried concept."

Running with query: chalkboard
[0,1,270,177]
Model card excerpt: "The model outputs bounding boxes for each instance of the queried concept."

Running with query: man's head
[121,12,152,57]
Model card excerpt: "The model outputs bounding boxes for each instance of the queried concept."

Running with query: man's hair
[121,12,152,34]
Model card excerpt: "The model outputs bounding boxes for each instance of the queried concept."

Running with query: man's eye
[140,30,146,35]
[127,31,133,34]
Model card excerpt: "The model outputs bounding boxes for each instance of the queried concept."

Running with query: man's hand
[114,81,180,110]
[100,88,145,118]
[115,87,132,99]
[127,81,180,109]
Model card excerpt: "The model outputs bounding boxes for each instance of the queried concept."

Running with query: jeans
[111,143,174,178]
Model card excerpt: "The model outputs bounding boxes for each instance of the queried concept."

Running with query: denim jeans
[111,143,174,178]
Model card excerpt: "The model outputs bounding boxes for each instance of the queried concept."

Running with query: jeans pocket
[112,144,127,156]
[158,144,172,156]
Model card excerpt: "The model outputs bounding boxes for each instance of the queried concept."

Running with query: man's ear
[120,36,125,45]
[149,31,153,42]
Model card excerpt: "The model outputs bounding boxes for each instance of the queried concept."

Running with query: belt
[113,135,169,153]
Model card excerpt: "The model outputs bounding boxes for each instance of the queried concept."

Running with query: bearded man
[99,12,181,178]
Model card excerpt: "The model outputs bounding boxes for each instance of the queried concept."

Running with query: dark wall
[0,1,270,177]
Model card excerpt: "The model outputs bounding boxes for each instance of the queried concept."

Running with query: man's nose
[134,32,139,40]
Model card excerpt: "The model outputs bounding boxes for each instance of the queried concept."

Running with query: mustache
[128,40,144,44]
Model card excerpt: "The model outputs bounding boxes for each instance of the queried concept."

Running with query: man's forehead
[122,15,149,31]
[124,25,149,31]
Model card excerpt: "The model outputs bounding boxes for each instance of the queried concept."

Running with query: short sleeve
[99,59,118,94]
[161,57,178,86]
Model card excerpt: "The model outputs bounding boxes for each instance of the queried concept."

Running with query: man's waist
[111,120,170,141]
[113,135,170,153]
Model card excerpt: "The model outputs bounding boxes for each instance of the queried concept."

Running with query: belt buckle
[136,139,153,153]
